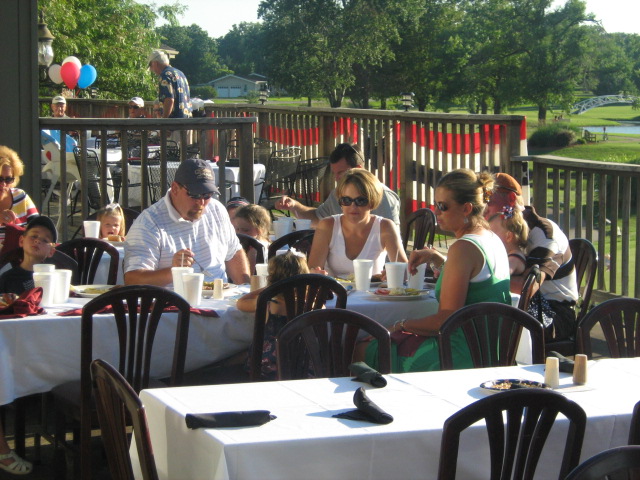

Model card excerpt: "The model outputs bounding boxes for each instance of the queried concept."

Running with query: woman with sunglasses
[358,168,511,372]
[0,146,39,248]
[308,169,406,279]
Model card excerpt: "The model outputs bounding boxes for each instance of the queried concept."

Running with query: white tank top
[325,214,387,278]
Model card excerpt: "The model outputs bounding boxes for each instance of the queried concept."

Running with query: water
[585,124,640,135]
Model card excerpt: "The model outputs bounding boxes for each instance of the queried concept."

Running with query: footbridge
[571,94,638,114]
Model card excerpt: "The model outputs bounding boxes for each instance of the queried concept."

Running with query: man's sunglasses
[339,196,368,207]
[128,105,142,109]
[179,184,215,200]
[0,177,15,184]
[435,201,449,212]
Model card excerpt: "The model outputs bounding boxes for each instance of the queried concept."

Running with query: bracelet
[393,319,407,332]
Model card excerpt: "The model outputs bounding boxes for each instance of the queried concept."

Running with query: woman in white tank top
[308,169,406,278]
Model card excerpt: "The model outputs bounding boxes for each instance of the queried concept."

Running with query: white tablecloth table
[135,358,640,480]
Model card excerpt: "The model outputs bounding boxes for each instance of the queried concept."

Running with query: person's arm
[274,196,319,224]
[407,247,446,275]
[379,219,408,267]
[225,248,251,285]
[124,248,194,286]
[307,217,334,271]
[236,287,264,312]
[162,97,174,118]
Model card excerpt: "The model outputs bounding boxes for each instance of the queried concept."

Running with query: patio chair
[276,308,391,380]
[52,285,190,480]
[402,208,437,252]
[256,147,302,212]
[438,389,586,480]
[146,157,179,204]
[576,297,640,358]
[563,445,640,480]
[56,237,119,285]
[517,264,541,312]
[91,359,159,480]
[630,400,640,445]
[267,229,315,259]
[72,147,115,212]
[438,302,545,370]
[236,233,266,275]
[249,273,347,381]
[291,157,329,206]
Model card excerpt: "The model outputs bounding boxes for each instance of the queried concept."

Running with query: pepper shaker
[544,356,560,388]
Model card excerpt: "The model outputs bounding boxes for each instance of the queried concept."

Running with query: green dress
[365,234,511,372]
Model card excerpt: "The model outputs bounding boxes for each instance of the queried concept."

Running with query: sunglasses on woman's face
[339,196,368,207]
[128,105,141,110]
[435,201,449,212]
[0,177,15,184]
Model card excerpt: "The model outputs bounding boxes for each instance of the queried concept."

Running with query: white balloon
[61,56,82,69]
[48,64,63,84]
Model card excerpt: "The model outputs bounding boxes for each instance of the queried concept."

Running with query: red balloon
[60,62,80,89]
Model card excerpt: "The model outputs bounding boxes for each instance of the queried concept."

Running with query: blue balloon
[77,64,97,89]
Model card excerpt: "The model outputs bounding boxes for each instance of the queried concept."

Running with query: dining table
[133,357,640,480]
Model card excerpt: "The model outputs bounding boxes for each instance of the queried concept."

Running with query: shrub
[528,123,581,148]
[191,85,217,100]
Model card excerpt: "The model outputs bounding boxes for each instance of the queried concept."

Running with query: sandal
[0,451,33,475]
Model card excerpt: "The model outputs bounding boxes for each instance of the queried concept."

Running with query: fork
[191,257,216,279]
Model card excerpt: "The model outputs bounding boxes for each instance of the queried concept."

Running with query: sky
[150,0,640,38]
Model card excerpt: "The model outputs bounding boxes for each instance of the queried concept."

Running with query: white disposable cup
[182,273,204,306]
[83,220,101,238]
[385,262,407,290]
[353,259,373,291]
[255,263,269,277]
[294,219,312,231]
[408,263,427,290]
[33,272,55,307]
[53,269,72,303]
[33,264,55,273]
[250,274,267,292]
[273,220,292,239]
[213,278,224,300]
[171,267,193,298]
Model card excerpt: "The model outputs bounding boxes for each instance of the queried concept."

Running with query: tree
[218,22,268,77]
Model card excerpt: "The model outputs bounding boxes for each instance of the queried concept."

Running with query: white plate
[480,379,550,393]
[367,289,430,301]
[107,241,125,247]
[72,285,116,298]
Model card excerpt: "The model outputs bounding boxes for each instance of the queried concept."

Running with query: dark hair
[329,143,364,168]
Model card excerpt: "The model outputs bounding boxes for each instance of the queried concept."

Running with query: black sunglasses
[339,196,368,207]
[179,184,215,200]
[0,176,15,184]
[128,105,141,109]
[435,201,449,212]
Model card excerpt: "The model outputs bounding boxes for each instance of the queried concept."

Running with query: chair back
[576,297,640,358]
[276,309,391,380]
[438,302,545,370]
[146,156,179,204]
[630,400,640,445]
[438,389,586,480]
[253,138,276,165]
[71,207,140,240]
[90,359,159,480]
[517,264,541,312]
[236,233,266,274]
[57,237,120,285]
[563,445,640,480]
[268,229,315,259]
[292,157,330,206]
[568,238,597,322]
[249,274,347,380]
[402,208,437,251]
[73,147,111,210]
[258,147,302,208]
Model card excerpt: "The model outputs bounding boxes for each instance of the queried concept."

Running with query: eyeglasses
[435,201,449,212]
[179,184,215,200]
[128,105,141,109]
[0,177,15,184]
[338,196,368,207]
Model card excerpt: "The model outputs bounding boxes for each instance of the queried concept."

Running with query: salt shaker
[213,279,224,300]
[573,354,588,385]
[544,356,560,388]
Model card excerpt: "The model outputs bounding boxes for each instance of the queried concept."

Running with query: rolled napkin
[0,287,45,319]
[349,361,387,388]
[547,350,575,374]
[333,387,393,425]
[185,410,276,429]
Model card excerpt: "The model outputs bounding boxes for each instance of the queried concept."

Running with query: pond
[584,124,640,135]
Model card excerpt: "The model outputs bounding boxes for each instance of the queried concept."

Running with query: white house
[206,74,267,98]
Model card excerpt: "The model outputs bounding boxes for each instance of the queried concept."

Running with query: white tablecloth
[134,358,640,480]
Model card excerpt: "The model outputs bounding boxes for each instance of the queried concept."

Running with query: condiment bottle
[573,354,588,385]
[544,356,560,388]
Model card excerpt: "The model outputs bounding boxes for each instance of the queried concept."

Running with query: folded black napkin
[333,387,393,425]
[547,351,575,374]
[185,410,276,429]
[349,362,387,388]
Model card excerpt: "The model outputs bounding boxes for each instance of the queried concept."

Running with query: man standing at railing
[147,49,192,146]
[275,143,400,227]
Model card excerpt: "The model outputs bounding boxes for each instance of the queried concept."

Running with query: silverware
[191,257,216,278]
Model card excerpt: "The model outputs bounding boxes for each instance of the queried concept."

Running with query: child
[226,196,249,221]
[232,204,271,272]
[0,216,57,294]
[97,203,126,242]
[236,251,309,379]
[488,205,529,276]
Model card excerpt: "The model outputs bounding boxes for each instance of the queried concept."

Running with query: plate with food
[368,287,430,300]
[71,285,116,298]
[480,379,550,393]
[202,282,237,298]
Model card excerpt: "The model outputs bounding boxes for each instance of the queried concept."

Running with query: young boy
[0,216,57,294]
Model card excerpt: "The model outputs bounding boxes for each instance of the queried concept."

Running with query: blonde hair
[234,204,271,241]
[0,145,25,186]
[96,203,126,236]
[437,168,494,228]
[336,169,383,210]
[497,208,529,249]
[268,252,309,285]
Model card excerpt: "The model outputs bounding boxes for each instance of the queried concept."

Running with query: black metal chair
[563,445,640,480]
[438,389,587,480]
[292,157,329,206]
[402,208,437,252]
[257,147,302,211]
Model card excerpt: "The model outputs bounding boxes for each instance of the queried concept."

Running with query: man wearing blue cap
[124,159,250,286]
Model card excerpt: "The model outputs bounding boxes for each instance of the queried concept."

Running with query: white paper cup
[33,264,55,273]
[255,263,269,277]
[53,269,73,303]
[182,273,204,306]
[33,272,55,307]
[385,262,407,290]
[250,274,267,292]
[213,278,224,300]
[353,259,373,291]
[171,267,193,298]
[408,263,427,290]
[273,220,292,239]
[83,220,101,238]
[294,219,312,231]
